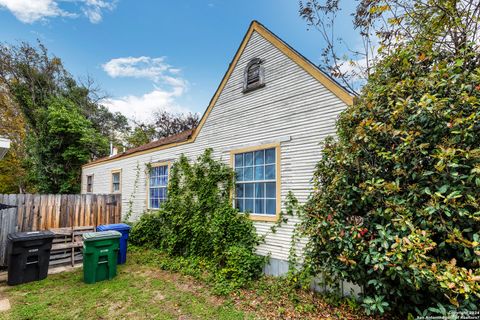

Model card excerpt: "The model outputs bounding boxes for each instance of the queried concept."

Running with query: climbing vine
[124,161,141,222]
[130,149,265,293]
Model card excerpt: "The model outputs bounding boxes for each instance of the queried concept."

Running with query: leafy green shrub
[130,149,265,292]
[214,245,265,294]
[302,39,480,316]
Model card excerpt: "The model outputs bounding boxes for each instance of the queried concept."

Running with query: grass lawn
[0,248,380,320]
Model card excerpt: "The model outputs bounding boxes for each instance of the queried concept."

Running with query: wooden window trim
[86,174,94,193]
[230,142,281,222]
[110,169,122,194]
[146,161,171,210]
[243,58,265,93]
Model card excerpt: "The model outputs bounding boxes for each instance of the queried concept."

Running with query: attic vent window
[243,58,265,93]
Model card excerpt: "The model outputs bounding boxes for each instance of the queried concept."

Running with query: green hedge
[302,42,479,317]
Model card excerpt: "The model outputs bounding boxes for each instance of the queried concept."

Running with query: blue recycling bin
[96,223,131,264]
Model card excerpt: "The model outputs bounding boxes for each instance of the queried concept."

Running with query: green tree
[125,123,157,148]
[28,97,108,193]
[300,0,480,316]
[0,85,32,193]
[125,111,199,148]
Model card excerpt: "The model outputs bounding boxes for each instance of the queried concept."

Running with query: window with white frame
[111,171,121,193]
[148,164,168,209]
[233,147,277,215]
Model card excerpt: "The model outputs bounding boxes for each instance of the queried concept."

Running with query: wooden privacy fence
[0,193,121,266]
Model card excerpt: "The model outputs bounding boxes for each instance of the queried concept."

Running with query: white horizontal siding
[82,30,348,261]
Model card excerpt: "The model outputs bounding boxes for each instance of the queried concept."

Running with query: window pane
[244,183,254,198]
[265,148,275,164]
[245,199,254,213]
[233,147,279,216]
[254,150,264,165]
[235,168,243,181]
[236,199,244,212]
[266,182,276,198]
[244,152,253,166]
[265,165,275,180]
[244,167,253,181]
[255,183,264,198]
[235,154,243,167]
[266,199,276,215]
[255,199,264,214]
[149,165,168,208]
[254,166,264,180]
[160,176,168,186]
[236,184,244,198]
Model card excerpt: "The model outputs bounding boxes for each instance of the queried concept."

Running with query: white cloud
[102,88,190,122]
[0,0,72,23]
[0,0,116,24]
[102,56,172,82]
[82,0,116,24]
[101,56,192,122]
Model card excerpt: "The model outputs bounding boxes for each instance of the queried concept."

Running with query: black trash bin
[7,230,55,286]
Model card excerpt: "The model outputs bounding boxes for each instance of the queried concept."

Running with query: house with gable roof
[82,21,354,275]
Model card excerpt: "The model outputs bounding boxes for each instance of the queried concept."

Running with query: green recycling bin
[82,231,122,284]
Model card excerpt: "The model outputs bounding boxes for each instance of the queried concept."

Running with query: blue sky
[0,0,358,122]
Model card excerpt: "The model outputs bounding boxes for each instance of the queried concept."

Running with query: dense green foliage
[28,97,108,193]
[302,23,480,320]
[0,88,29,193]
[297,0,480,317]
[0,42,128,193]
[130,149,265,292]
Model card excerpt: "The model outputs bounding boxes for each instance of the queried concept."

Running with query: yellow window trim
[82,21,353,170]
[146,161,171,210]
[110,169,122,194]
[230,142,281,222]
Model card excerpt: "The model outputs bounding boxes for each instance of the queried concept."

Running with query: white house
[81,21,354,275]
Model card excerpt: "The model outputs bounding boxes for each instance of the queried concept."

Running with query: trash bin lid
[97,223,131,232]
[83,230,122,242]
[7,230,55,242]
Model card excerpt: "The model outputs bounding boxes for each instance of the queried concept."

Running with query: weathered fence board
[0,193,121,266]
[0,194,17,268]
